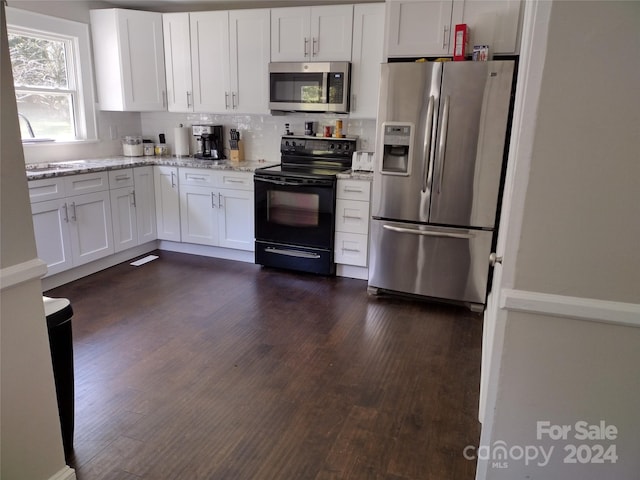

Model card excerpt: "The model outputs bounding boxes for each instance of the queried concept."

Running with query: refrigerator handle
[422,95,435,193]
[383,224,475,239]
[436,95,451,194]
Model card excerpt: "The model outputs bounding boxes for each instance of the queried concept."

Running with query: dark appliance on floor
[254,135,357,275]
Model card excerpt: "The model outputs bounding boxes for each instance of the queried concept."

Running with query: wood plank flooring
[46,251,482,480]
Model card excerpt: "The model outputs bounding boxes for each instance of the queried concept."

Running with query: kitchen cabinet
[350,3,385,119]
[334,179,371,267]
[183,9,270,114]
[110,167,157,252]
[271,5,354,62]
[163,13,193,112]
[154,166,181,242]
[30,172,114,276]
[90,9,166,111]
[385,0,521,58]
[179,168,254,250]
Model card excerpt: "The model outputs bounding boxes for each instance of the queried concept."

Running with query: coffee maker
[192,125,225,160]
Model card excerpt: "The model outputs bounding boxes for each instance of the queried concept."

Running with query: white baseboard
[336,264,368,280]
[158,241,254,263]
[501,288,640,328]
[41,242,158,291]
[48,466,76,480]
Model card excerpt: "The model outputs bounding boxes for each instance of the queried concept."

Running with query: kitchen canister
[174,124,190,157]
[122,136,143,156]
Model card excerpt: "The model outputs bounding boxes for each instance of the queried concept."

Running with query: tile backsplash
[141,112,377,162]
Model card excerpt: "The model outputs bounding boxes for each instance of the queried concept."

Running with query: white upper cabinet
[163,13,193,112]
[90,9,166,111]
[350,3,385,119]
[228,9,270,114]
[452,0,521,55]
[385,0,521,58]
[190,11,230,113]
[386,0,454,57]
[166,9,269,114]
[271,5,354,62]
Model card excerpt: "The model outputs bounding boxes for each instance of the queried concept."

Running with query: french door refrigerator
[368,60,515,310]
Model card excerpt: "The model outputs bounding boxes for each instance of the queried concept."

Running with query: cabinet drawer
[109,168,135,188]
[179,168,217,187]
[64,172,109,195]
[336,198,370,235]
[28,177,66,203]
[337,179,370,201]
[218,171,253,191]
[335,231,368,267]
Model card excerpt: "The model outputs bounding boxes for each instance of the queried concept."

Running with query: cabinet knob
[489,252,503,266]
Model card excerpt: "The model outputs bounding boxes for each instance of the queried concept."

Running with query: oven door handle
[265,247,321,259]
[255,176,323,187]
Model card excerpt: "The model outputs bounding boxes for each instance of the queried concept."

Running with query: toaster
[351,151,375,172]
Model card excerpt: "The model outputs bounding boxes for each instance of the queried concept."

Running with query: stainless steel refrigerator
[368,60,515,310]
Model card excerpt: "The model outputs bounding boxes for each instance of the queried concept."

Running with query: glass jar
[122,136,143,156]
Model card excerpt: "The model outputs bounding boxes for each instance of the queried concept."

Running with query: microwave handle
[321,72,329,104]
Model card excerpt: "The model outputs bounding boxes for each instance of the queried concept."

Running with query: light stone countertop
[25,156,279,180]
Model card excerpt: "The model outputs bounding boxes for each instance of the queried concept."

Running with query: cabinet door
[31,199,73,276]
[350,3,385,119]
[134,166,157,244]
[311,5,354,61]
[452,0,521,54]
[92,9,166,111]
[163,13,193,112]
[270,6,311,61]
[386,1,454,57]
[229,9,270,114]
[110,187,137,253]
[218,188,254,251]
[154,166,181,242]
[68,191,114,266]
[191,11,230,113]
[180,185,219,246]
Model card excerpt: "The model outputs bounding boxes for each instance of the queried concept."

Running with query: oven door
[254,174,336,249]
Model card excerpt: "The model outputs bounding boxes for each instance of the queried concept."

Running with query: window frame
[6,7,98,143]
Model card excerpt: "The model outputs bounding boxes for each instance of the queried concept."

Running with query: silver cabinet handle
[188,175,207,181]
[70,202,77,221]
[186,91,192,108]
[436,95,450,194]
[343,187,363,193]
[265,247,321,259]
[115,174,130,181]
[232,92,237,109]
[422,95,435,193]
[225,92,230,109]
[383,224,474,239]
[170,171,176,188]
[304,37,309,57]
[218,192,222,208]
[162,90,167,108]
[312,37,318,56]
[343,214,363,220]
[62,203,69,223]
[442,25,449,49]
[351,93,357,112]
[211,192,216,208]
[131,190,136,207]
[225,178,244,184]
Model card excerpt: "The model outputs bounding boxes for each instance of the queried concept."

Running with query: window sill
[22,139,100,147]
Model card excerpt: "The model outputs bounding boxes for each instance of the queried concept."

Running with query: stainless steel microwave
[269,62,351,113]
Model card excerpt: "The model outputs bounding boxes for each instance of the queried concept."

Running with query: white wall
[1,3,74,479]
[479,2,640,479]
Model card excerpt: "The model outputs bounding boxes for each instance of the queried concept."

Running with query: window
[6,7,97,143]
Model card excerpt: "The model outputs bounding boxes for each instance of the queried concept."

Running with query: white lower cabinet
[30,173,115,276]
[154,166,181,241]
[334,179,371,267]
[179,168,254,251]
[110,167,157,253]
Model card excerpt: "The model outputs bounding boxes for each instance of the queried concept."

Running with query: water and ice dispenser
[380,123,413,175]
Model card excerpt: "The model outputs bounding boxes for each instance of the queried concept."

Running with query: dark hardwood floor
[46,251,482,480]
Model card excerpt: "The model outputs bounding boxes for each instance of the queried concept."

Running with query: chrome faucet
[18,113,35,138]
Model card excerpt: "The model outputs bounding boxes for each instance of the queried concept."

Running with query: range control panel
[281,135,357,157]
